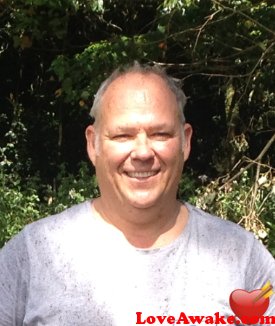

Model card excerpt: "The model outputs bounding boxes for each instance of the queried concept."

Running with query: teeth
[127,171,157,178]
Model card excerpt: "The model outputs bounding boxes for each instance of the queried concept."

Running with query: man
[0,63,274,325]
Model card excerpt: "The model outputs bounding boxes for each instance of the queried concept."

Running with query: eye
[151,132,171,140]
[112,134,132,141]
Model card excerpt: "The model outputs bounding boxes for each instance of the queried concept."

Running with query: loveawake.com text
[136,311,275,324]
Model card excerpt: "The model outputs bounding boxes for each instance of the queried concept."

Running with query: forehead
[100,72,178,120]
[104,72,172,98]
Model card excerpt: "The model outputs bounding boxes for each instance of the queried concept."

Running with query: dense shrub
[179,169,275,257]
[0,162,99,248]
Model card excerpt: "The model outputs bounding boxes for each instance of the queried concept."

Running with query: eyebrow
[113,123,173,132]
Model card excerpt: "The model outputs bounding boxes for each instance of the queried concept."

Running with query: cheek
[100,142,133,167]
[153,141,183,163]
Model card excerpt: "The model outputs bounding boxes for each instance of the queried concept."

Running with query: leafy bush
[44,162,99,214]
[0,98,99,247]
[0,171,41,246]
[179,165,275,257]
[0,162,99,248]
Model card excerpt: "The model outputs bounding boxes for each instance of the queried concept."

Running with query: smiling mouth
[126,171,159,178]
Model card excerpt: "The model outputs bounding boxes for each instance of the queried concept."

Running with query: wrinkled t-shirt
[0,201,274,325]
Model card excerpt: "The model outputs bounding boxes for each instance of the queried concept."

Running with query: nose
[130,133,154,161]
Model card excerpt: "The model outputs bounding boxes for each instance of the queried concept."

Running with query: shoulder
[184,202,262,270]
[25,200,92,233]
[184,203,275,284]
[185,202,275,274]
[1,200,93,256]
[185,202,255,245]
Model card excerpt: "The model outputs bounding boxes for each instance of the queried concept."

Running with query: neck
[91,197,188,249]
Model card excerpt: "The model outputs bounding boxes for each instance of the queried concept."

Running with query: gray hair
[89,62,187,126]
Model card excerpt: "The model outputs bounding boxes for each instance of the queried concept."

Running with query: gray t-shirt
[0,201,274,325]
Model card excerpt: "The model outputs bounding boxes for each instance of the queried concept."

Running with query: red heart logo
[229,289,270,324]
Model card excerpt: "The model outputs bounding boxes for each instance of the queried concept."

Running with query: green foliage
[7,0,101,42]
[0,161,98,248]
[179,165,275,256]
[51,34,164,107]
[0,170,41,246]
[0,102,98,247]
[45,162,99,214]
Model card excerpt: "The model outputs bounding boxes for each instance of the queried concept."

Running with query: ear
[182,123,192,162]
[85,125,97,166]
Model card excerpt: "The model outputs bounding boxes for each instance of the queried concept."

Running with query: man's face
[86,72,192,210]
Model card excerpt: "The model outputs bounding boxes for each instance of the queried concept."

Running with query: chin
[126,194,160,209]
[130,202,155,209]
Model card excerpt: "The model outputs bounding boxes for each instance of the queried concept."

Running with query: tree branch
[219,132,275,190]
